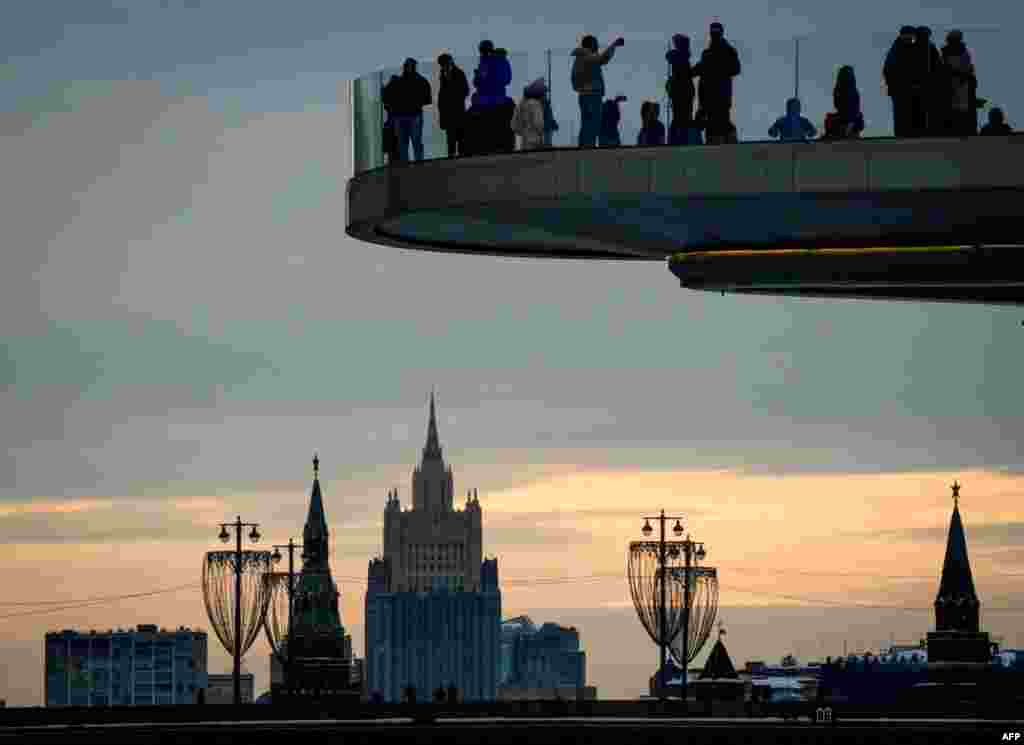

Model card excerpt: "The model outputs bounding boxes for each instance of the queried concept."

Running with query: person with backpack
[512,78,547,150]
[692,22,741,143]
[571,34,625,147]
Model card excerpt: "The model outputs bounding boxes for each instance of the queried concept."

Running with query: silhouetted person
[637,101,666,145]
[915,27,942,135]
[980,107,1012,135]
[493,48,517,152]
[433,686,446,702]
[446,684,458,703]
[884,26,918,137]
[830,65,864,138]
[768,97,816,142]
[665,33,696,144]
[941,30,978,136]
[369,690,384,704]
[467,40,513,155]
[437,54,469,157]
[512,78,547,150]
[389,58,432,162]
[692,22,741,143]
[571,34,624,147]
[403,684,417,704]
[381,74,401,161]
[599,95,627,146]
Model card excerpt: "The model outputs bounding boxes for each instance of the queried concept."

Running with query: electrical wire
[5,567,1024,622]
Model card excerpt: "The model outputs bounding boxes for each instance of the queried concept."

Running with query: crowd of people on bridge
[379,24,1015,163]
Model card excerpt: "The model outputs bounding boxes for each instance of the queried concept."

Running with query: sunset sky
[2,0,1023,707]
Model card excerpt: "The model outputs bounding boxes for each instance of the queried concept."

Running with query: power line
[0,583,199,620]
[5,568,1024,622]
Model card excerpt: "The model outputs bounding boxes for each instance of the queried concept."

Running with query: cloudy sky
[2,0,1023,706]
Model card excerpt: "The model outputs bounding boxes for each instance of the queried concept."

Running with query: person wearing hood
[636,101,666,145]
[665,33,697,144]
[883,26,918,137]
[466,40,514,156]
[437,54,469,157]
[571,34,625,147]
[940,30,978,136]
[980,107,1012,135]
[599,95,627,146]
[492,48,517,152]
[512,78,547,150]
[692,22,741,143]
[768,98,816,142]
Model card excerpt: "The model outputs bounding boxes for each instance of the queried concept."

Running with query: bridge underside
[346,138,1024,304]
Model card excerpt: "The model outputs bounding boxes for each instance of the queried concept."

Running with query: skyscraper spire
[423,389,443,461]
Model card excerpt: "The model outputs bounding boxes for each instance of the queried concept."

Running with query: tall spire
[303,451,329,571]
[423,389,443,461]
[934,481,980,632]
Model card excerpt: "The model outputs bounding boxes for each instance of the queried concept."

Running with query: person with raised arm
[571,34,625,147]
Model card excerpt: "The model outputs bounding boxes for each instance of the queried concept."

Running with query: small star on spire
[313,451,320,479]
[951,480,961,506]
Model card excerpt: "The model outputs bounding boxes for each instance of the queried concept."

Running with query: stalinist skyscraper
[365,392,501,702]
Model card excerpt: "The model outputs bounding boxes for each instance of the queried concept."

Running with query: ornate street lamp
[628,510,718,705]
[203,516,273,706]
[267,539,303,695]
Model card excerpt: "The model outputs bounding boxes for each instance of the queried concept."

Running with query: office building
[44,625,207,707]
[498,615,591,699]
[365,393,501,702]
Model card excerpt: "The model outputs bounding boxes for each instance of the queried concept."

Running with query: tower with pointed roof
[380,391,484,593]
[281,453,354,699]
[925,482,991,667]
[365,392,500,703]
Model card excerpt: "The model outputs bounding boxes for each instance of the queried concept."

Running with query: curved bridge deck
[346,136,1024,303]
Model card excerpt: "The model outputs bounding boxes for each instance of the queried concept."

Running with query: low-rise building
[45,625,207,707]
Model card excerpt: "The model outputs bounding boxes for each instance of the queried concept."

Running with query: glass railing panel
[350,30,1020,175]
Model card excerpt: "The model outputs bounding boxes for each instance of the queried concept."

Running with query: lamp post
[218,516,262,706]
[640,510,684,699]
[271,539,303,697]
[675,533,707,704]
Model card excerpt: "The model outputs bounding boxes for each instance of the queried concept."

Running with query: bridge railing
[351,30,1018,175]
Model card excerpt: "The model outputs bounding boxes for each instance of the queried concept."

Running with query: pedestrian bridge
[345,135,1024,304]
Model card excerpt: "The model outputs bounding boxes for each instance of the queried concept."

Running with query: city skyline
[4,0,1024,708]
